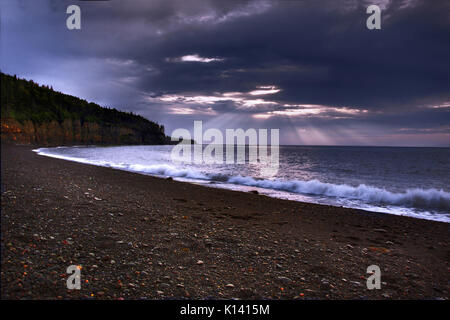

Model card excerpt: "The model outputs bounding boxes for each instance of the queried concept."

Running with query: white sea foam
[33,147,450,221]
[126,163,208,180]
[226,175,450,211]
[34,149,450,211]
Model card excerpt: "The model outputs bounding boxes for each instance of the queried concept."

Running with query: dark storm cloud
[140,0,449,109]
[1,0,449,145]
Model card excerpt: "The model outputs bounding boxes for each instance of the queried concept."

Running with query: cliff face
[1,73,170,146]
[1,118,167,146]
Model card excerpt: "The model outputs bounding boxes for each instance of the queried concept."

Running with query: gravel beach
[1,143,448,300]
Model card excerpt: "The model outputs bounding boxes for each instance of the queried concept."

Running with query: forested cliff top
[1,72,172,146]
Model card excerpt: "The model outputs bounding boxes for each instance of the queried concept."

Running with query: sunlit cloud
[240,99,277,108]
[253,105,368,119]
[159,94,232,104]
[168,106,217,115]
[166,54,224,63]
[222,92,242,97]
[148,90,370,120]
[149,88,281,110]
[248,86,280,96]
[426,102,450,109]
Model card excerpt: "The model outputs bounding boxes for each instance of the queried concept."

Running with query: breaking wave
[225,175,450,211]
[33,148,450,213]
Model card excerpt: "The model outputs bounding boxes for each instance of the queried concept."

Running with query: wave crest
[123,163,450,211]
[226,176,450,211]
[33,148,450,212]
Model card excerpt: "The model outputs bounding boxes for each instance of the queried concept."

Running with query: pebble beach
[1,144,448,300]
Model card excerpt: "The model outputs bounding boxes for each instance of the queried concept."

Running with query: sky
[1,0,449,146]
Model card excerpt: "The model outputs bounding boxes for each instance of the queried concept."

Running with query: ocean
[34,145,450,223]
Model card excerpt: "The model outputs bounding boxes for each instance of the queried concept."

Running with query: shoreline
[1,143,449,299]
[32,145,449,224]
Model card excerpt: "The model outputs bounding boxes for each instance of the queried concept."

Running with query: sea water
[34,145,450,223]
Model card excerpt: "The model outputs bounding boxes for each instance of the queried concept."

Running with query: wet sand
[1,143,448,299]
